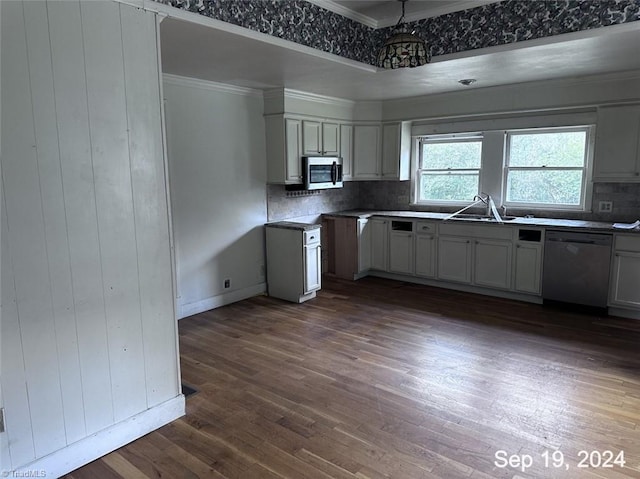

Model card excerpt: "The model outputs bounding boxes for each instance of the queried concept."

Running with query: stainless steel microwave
[303,156,343,190]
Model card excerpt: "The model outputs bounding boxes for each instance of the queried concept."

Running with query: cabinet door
[610,251,640,308]
[389,231,414,274]
[340,124,353,180]
[474,239,512,290]
[304,243,322,293]
[370,219,388,271]
[513,243,542,294]
[302,120,322,155]
[285,118,303,182]
[593,105,640,181]
[381,123,400,179]
[353,125,381,179]
[322,122,340,156]
[415,234,436,278]
[358,218,371,272]
[437,236,471,284]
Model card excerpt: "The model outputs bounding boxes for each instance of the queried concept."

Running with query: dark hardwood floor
[67,276,640,478]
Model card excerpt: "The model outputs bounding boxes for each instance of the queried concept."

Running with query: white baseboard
[608,306,640,320]
[368,271,544,304]
[14,395,185,479]
[178,282,266,319]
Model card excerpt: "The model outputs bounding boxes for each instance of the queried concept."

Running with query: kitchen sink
[450,213,518,222]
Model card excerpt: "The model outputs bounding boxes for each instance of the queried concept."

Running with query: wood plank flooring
[66,277,640,478]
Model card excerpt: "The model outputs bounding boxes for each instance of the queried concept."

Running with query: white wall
[1,1,183,475]
[163,75,268,319]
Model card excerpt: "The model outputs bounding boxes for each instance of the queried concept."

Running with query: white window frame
[414,134,483,206]
[503,126,594,211]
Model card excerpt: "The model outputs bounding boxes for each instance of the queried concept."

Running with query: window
[417,135,482,203]
[504,127,591,209]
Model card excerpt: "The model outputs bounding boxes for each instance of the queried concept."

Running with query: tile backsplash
[267,181,640,224]
[267,183,361,223]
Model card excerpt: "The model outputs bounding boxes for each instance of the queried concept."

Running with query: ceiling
[160,14,640,102]
[327,0,500,27]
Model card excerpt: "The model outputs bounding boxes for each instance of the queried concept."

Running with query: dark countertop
[265,221,321,231]
[323,210,640,234]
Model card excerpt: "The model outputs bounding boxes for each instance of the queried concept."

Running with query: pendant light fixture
[377,0,430,69]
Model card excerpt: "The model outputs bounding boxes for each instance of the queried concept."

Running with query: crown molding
[305,0,378,28]
[162,73,263,97]
[264,88,356,108]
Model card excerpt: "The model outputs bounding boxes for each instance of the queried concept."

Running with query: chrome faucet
[473,193,492,217]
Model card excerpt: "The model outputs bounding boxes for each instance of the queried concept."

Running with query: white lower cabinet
[370,218,389,271]
[389,230,414,274]
[266,225,321,303]
[438,236,472,283]
[513,242,542,294]
[609,235,640,309]
[358,218,371,273]
[415,236,436,278]
[473,239,512,290]
[304,242,322,293]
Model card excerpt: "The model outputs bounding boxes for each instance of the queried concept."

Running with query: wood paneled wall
[1,0,180,471]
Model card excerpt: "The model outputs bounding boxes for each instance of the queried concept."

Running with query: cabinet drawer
[615,234,640,252]
[304,229,321,245]
[416,221,437,234]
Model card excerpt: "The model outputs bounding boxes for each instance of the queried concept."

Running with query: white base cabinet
[609,235,640,309]
[370,218,389,271]
[438,236,473,284]
[389,228,414,274]
[514,242,543,294]
[266,224,321,303]
[415,224,437,279]
[474,239,512,290]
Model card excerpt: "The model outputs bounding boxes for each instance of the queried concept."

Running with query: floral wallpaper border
[153,0,640,66]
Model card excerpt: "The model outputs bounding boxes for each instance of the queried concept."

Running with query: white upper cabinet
[322,122,340,156]
[266,115,303,184]
[267,115,348,184]
[303,120,340,156]
[340,124,354,180]
[353,124,381,179]
[381,122,411,180]
[593,105,640,181]
[353,122,411,181]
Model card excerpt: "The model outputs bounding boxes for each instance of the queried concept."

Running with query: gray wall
[164,76,268,318]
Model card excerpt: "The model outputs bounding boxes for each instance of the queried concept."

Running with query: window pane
[506,170,583,205]
[509,131,586,167]
[422,141,482,169]
[420,172,479,202]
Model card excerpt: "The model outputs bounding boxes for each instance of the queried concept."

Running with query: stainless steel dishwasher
[542,230,613,308]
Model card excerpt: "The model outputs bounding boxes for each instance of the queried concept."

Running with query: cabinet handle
[309,236,315,240]
[516,245,520,248]
[466,240,471,244]
[635,172,640,176]
[475,240,479,245]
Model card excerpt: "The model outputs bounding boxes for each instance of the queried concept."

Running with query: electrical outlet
[598,200,613,213]
[223,278,231,289]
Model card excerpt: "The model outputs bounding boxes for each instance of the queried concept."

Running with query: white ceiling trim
[163,73,263,97]
[305,0,379,28]
[264,88,357,107]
